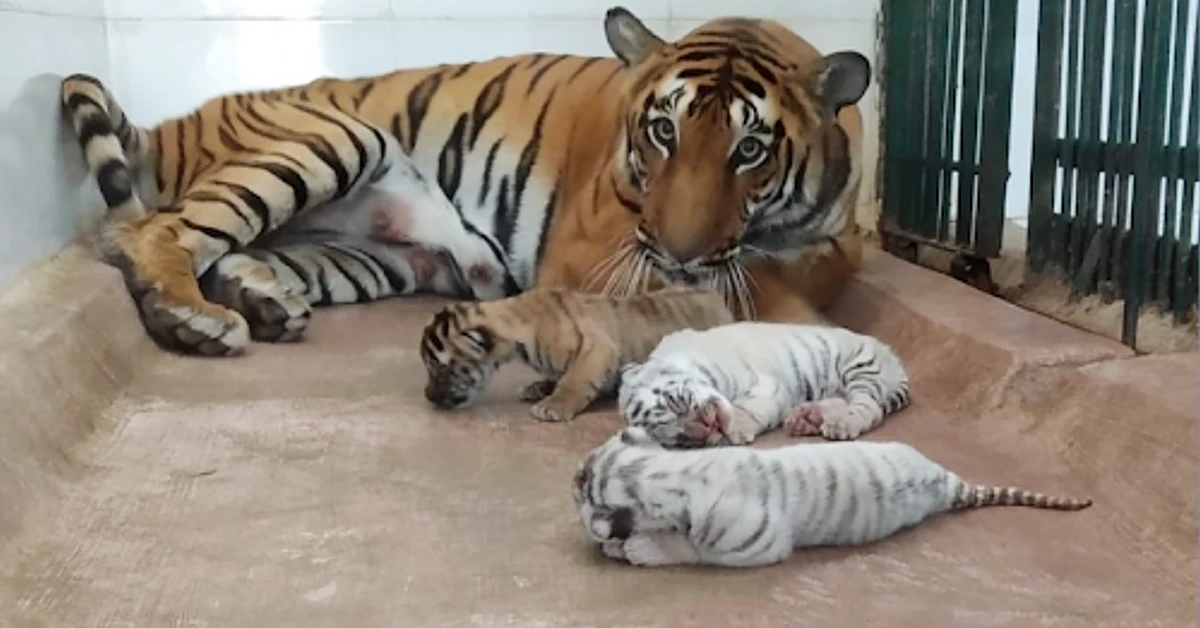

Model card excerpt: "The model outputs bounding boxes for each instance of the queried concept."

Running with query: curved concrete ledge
[0,246,155,543]
[0,244,1193,626]
[828,246,1135,416]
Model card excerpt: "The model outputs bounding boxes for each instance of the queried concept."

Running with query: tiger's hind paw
[206,254,312,343]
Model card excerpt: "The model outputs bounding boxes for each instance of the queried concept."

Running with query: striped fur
[418,287,734,421]
[618,322,910,448]
[60,8,870,356]
[572,426,1093,568]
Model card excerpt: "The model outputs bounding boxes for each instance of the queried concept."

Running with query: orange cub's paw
[519,380,557,403]
[530,397,583,423]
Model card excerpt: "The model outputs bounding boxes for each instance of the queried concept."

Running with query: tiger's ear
[799,51,871,115]
[604,6,665,67]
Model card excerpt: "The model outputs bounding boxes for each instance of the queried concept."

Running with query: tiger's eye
[649,118,676,145]
[737,137,765,162]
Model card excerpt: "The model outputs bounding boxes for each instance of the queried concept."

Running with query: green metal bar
[1110,0,1139,294]
[1057,0,1082,272]
[1173,17,1199,321]
[907,0,933,234]
[938,0,965,241]
[1098,0,1138,291]
[1156,0,1189,306]
[973,0,1018,258]
[882,0,910,231]
[1069,0,1108,293]
[955,0,986,248]
[1028,0,1066,273]
[1124,0,1173,347]
[896,0,933,234]
[922,0,953,240]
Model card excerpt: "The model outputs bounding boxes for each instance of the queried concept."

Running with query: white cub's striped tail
[952,483,1094,511]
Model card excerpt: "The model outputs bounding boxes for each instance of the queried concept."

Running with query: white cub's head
[571,427,670,544]
[618,360,725,448]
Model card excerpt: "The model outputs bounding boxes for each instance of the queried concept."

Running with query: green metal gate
[1027,0,1198,346]
[881,0,1198,347]
[880,0,1018,260]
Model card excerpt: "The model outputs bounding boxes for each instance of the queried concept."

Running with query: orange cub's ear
[798,51,872,115]
[604,6,666,66]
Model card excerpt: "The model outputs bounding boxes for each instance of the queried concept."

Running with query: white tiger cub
[618,322,910,448]
[572,426,1093,568]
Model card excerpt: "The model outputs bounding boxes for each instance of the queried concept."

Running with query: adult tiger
[61,7,870,356]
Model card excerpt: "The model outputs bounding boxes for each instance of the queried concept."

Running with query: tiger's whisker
[586,242,632,293]
[601,244,636,296]
[729,262,754,321]
[625,249,647,296]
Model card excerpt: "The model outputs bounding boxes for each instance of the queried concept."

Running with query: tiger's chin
[647,261,756,321]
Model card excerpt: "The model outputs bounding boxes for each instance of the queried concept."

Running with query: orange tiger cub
[418,287,734,422]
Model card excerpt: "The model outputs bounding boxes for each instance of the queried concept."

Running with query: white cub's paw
[707,399,759,446]
[621,535,678,567]
[811,398,868,441]
[784,401,825,437]
[600,540,626,561]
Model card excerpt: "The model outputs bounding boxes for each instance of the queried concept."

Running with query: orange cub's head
[601,7,870,303]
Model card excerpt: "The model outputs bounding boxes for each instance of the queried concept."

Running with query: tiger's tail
[61,73,156,262]
[61,73,152,222]
[950,479,1093,512]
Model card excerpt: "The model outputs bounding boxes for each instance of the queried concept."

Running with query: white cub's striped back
[618,322,911,448]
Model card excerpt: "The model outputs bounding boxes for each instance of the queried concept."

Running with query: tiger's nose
[425,384,465,409]
[661,241,706,266]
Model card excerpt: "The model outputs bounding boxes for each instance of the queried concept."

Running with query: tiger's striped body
[572,426,1094,568]
[419,287,735,422]
[61,8,870,356]
[618,321,910,448]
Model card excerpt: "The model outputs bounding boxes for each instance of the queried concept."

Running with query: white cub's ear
[618,362,643,384]
[604,6,666,67]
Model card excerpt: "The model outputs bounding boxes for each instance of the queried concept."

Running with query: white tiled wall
[0,0,883,292]
[0,1,110,291]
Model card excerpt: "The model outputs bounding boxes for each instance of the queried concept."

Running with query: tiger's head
[418,304,514,410]
[598,8,871,316]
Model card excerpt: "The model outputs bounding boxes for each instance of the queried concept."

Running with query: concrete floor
[0,246,1195,627]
